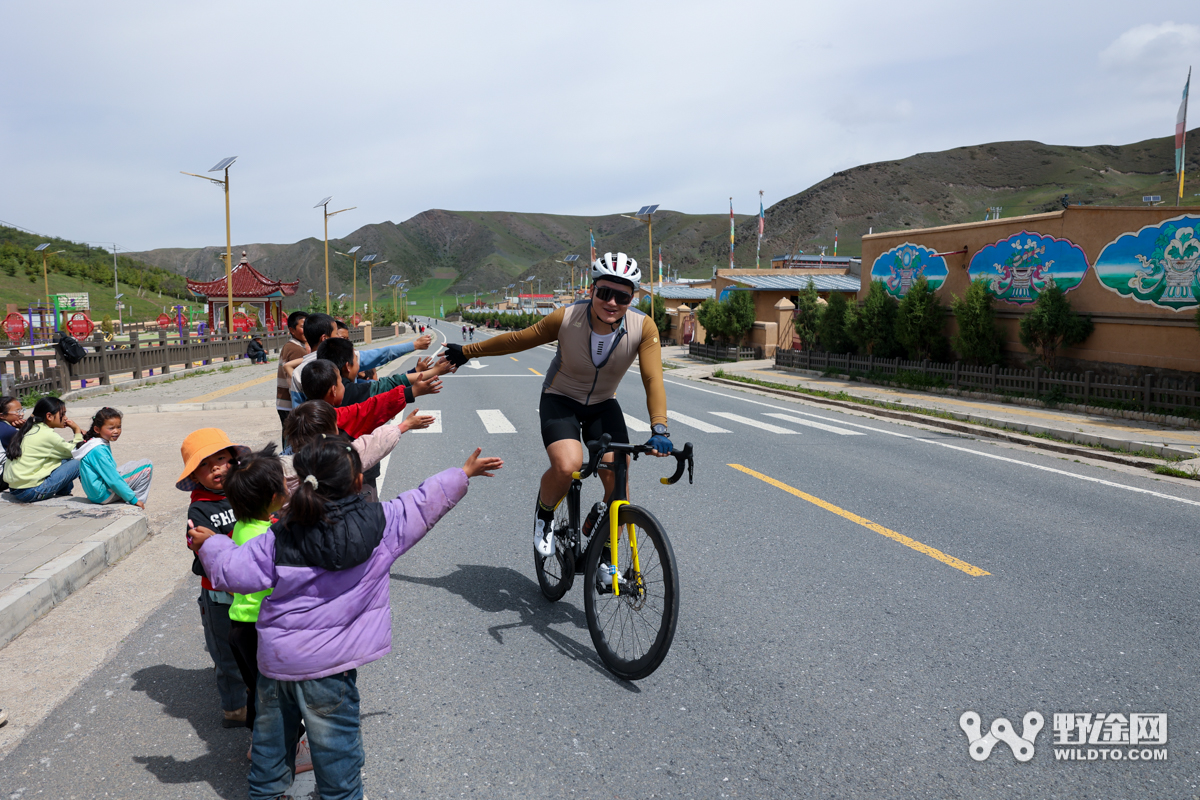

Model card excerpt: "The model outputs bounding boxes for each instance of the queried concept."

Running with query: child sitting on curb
[189,436,503,800]
[73,407,153,508]
[3,397,83,503]
[178,428,250,729]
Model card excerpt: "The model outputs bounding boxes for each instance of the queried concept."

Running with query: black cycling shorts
[539,392,629,449]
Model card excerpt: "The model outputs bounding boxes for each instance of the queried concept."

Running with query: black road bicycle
[534,433,694,681]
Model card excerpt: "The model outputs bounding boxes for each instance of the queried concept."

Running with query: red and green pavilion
[186,252,299,331]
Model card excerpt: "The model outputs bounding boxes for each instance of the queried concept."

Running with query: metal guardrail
[774,349,1200,414]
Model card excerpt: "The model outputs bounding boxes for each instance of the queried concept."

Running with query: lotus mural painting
[870,243,948,299]
[1093,215,1200,311]
[967,231,1089,305]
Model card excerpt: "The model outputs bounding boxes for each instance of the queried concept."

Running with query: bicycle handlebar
[576,433,695,485]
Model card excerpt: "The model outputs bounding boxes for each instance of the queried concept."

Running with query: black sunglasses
[594,286,633,306]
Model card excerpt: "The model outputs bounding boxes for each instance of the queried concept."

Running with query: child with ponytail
[73,407,154,508]
[3,397,83,502]
[188,434,503,800]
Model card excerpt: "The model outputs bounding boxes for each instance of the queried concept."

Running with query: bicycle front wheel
[583,505,679,681]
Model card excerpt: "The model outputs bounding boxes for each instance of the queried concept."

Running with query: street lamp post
[181,157,237,331]
[33,244,66,327]
[314,197,356,314]
[621,204,659,310]
[335,246,361,318]
[556,254,579,294]
[361,256,387,321]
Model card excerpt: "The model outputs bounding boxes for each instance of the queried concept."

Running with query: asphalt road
[5,323,1200,799]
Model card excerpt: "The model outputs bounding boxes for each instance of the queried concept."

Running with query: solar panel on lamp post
[315,197,356,314]
[556,254,580,294]
[367,259,387,320]
[181,157,237,331]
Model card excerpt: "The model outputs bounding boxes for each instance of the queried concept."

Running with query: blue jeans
[250,670,363,800]
[8,459,80,502]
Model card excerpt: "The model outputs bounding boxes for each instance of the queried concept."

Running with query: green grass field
[400,277,458,318]
[0,271,198,327]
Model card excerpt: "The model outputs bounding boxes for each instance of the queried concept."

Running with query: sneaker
[534,517,554,557]
[222,706,247,728]
[295,737,313,774]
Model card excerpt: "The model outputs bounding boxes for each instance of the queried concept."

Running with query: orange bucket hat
[176,428,251,491]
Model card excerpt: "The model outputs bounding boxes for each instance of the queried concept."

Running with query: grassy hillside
[125,128,1200,313]
[0,226,196,324]
[737,129,1200,266]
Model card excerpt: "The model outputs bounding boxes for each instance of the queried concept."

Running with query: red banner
[265,316,276,332]
[67,312,94,338]
[2,312,27,341]
[231,311,252,333]
[157,313,171,329]
[351,314,362,326]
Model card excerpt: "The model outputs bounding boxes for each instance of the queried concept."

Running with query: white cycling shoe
[534,518,554,557]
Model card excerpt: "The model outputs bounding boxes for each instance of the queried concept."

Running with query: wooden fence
[688,342,762,362]
[774,349,1200,414]
[0,326,369,399]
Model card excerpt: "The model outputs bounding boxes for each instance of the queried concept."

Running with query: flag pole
[729,197,735,271]
[756,190,763,270]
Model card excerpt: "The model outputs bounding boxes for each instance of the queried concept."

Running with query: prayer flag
[729,197,735,270]
[1177,68,1191,201]
[834,229,838,257]
[756,191,764,269]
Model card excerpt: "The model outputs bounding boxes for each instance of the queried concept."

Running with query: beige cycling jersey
[461,300,667,427]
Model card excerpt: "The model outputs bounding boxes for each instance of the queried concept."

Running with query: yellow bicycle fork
[605,500,641,597]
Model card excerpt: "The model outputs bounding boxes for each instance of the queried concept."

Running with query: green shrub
[951,279,1004,365]
[793,278,822,350]
[638,294,668,334]
[846,280,899,356]
[697,290,755,345]
[895,277,947,360]
[818,292,853,354]
[1017,284,1093,370]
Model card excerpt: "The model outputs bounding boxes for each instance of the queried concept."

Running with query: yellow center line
[529,367,542,376]
[510,356,519,361]
[728,464,990,577]
[183,370,278,404]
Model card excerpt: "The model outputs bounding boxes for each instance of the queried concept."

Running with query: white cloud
[1100,22,1200,67]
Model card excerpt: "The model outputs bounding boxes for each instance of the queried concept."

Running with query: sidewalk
[0,495,148,648]
[661,346,1200,466]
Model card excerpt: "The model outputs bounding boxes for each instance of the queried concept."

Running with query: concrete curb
[0,512,149,648]
[702,375,1185,470]
[68,399,275,417]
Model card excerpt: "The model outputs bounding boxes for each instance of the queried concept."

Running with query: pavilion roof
[187,253,300,299]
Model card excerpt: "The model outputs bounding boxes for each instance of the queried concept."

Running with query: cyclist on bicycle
[440,252,671,557]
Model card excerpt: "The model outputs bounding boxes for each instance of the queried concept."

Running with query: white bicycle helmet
[591,252,641,289]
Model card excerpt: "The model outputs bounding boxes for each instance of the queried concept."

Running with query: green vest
[229,518,273,622]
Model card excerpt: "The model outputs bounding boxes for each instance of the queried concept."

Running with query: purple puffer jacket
[198,467,468,681]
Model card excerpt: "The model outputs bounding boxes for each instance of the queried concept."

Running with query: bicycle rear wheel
[534,492,576,601]
[583,505,679,681]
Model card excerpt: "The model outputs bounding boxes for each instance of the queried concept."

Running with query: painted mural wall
[967,230,1090,305]
[1093,214,1200,311]
[869,243,948,298]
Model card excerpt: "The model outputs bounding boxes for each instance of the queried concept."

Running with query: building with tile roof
[187,252,300,331]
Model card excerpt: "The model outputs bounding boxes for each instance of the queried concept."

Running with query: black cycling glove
[443,342,469,367]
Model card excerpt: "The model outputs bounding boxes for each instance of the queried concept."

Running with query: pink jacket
[280,425,401,498]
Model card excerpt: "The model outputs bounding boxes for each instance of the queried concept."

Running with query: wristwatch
[651,424,669,437]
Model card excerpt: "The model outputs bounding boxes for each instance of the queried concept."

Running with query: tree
[697,289,756,345]
[638,294,668,334]
[1018,284,1093,370]
[951,279,1005,366]
[101,314,114,335]
[793,279,822,351]
[846,280,899,356]
[818,292,853,354]
[895,277,947,360]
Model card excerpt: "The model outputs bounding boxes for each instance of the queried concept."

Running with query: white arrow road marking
[666,410,730,433]
[763,412,866,436]
[710,411,800,434]
[465,359,487,369]
[477,409,517,433]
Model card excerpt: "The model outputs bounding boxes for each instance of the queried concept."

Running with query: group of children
[2,395,153,507]
[179,312,498,799]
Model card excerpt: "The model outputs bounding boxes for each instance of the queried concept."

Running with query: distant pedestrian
[73,407,153,508]
[3,397,82,503]
[246,336,268,364]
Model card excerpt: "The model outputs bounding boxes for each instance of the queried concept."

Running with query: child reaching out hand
[188,437,502,799]
[73,408,154,508]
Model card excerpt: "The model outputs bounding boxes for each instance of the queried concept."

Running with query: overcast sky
[2,1,1196,252]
